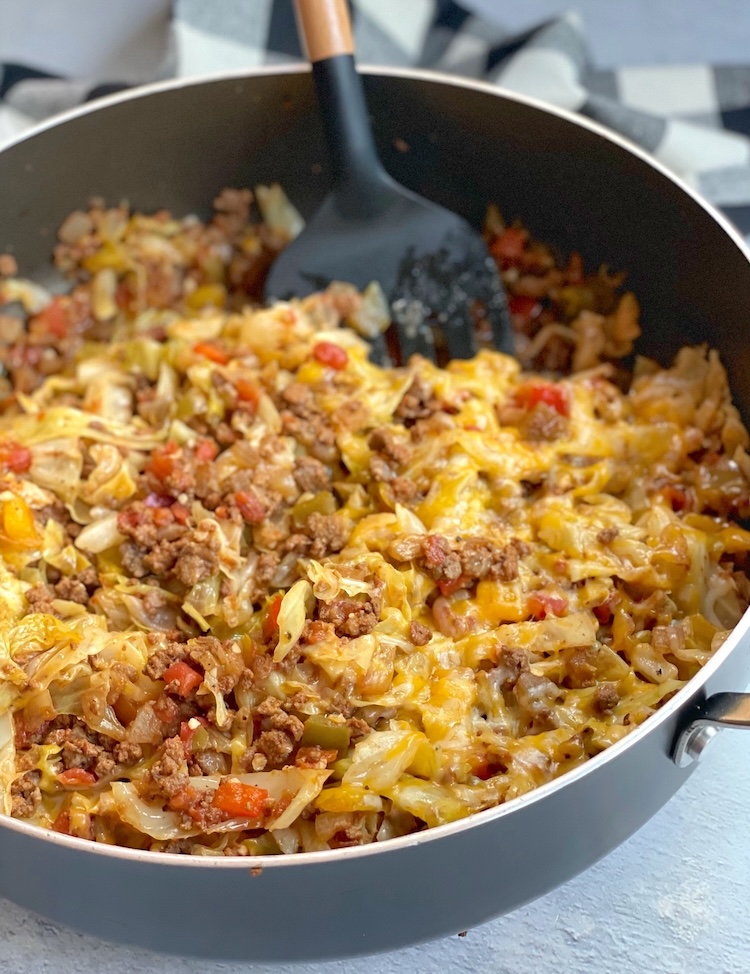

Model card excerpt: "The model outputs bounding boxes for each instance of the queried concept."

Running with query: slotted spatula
[264,0,514,364]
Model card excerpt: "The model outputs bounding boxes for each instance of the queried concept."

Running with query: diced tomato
[195,439,219,462]
[57,768,97,788]
[472,760,506,781]
[211,779,268,819]
[179,716,209,746]
[162,660,204,697]
[35,297,68,339]
[514,382,570,417]
[489,227,527,263]
[437,574,472,597]
[313,341,348,370]
[193,341,230,365]
[235,378,261,411]
[593,590,620,626]
[0,442,32,474]
[660,484,691,513]
[527,592,568,620]
[152,506,174,527]
[171,502,190,524]
[235,490,265,524]
[508,294,539,320]
[262,594,283,641]
[51,810,71,834]
[148,442,178,482]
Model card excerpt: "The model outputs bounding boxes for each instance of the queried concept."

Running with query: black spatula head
[264,0,514,364]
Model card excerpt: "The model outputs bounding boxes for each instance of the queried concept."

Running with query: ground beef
[144,641,188,681]
[409,620,433,646]
[395,375,441,425]
[254,696,281,717]
[597,527,619,544]
[149,737,189,798]
[278,382,338,464]
[293,456,331,493]
[368,427,412,466]
[118,501,187,549]
[390,476,421,504]
[35,720,118,779]
[53,576,88,604]
[24,584,55,614]
[114,741,143,765]
[173,537,221,586]
[592,683,620,714]
[56,733,116,778]
[254,551,279,585]
[243,703,305,771]
[118,503,220,586]
[305,512,350,559]
[494,646,530,690]
[10,771,41,818]
[318,595,381,638]
[520,402,569,442]
[564,646,599,688]
[268,709,305,739]
[388,534,520,587]
[458,538,520,583]
[346,717,372,743]
[252,730,295,767]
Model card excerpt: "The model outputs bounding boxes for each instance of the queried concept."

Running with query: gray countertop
[1,728,748,974]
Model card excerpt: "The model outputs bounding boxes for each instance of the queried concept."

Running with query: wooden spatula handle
[294,0,354,62]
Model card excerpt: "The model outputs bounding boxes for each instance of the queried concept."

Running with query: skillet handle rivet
[675,725,719,768]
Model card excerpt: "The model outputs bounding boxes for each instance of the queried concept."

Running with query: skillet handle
[295,0,354,62]
[672,692,750,767]
[293,0,389,200]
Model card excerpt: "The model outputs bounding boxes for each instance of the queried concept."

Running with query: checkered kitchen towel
[2,0,750,236]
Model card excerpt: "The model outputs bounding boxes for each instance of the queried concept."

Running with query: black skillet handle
[294,0,389,199]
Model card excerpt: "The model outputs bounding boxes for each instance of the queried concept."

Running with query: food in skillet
[0,187,748,856]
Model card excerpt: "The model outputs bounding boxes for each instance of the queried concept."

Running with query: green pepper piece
[330,758,352,781]
[189,727,211,753]
[300,715,351,757]
[242,833,280,856]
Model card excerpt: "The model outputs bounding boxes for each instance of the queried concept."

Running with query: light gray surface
[2,3,750,972]
[0,729,748,974]
[467,0,750,67]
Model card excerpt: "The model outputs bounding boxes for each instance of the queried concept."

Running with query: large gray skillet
[1,65,750,962]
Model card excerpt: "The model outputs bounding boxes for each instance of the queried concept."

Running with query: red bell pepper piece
[211,779,268,818]
[313,341,348,370]
[162,660,203,697]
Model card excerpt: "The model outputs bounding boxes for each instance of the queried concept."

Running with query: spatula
[264,0,514,364]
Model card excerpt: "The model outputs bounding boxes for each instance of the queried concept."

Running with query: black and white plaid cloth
[2,0,750,237]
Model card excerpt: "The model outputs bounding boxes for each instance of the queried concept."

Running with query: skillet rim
[0,61,749,870]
